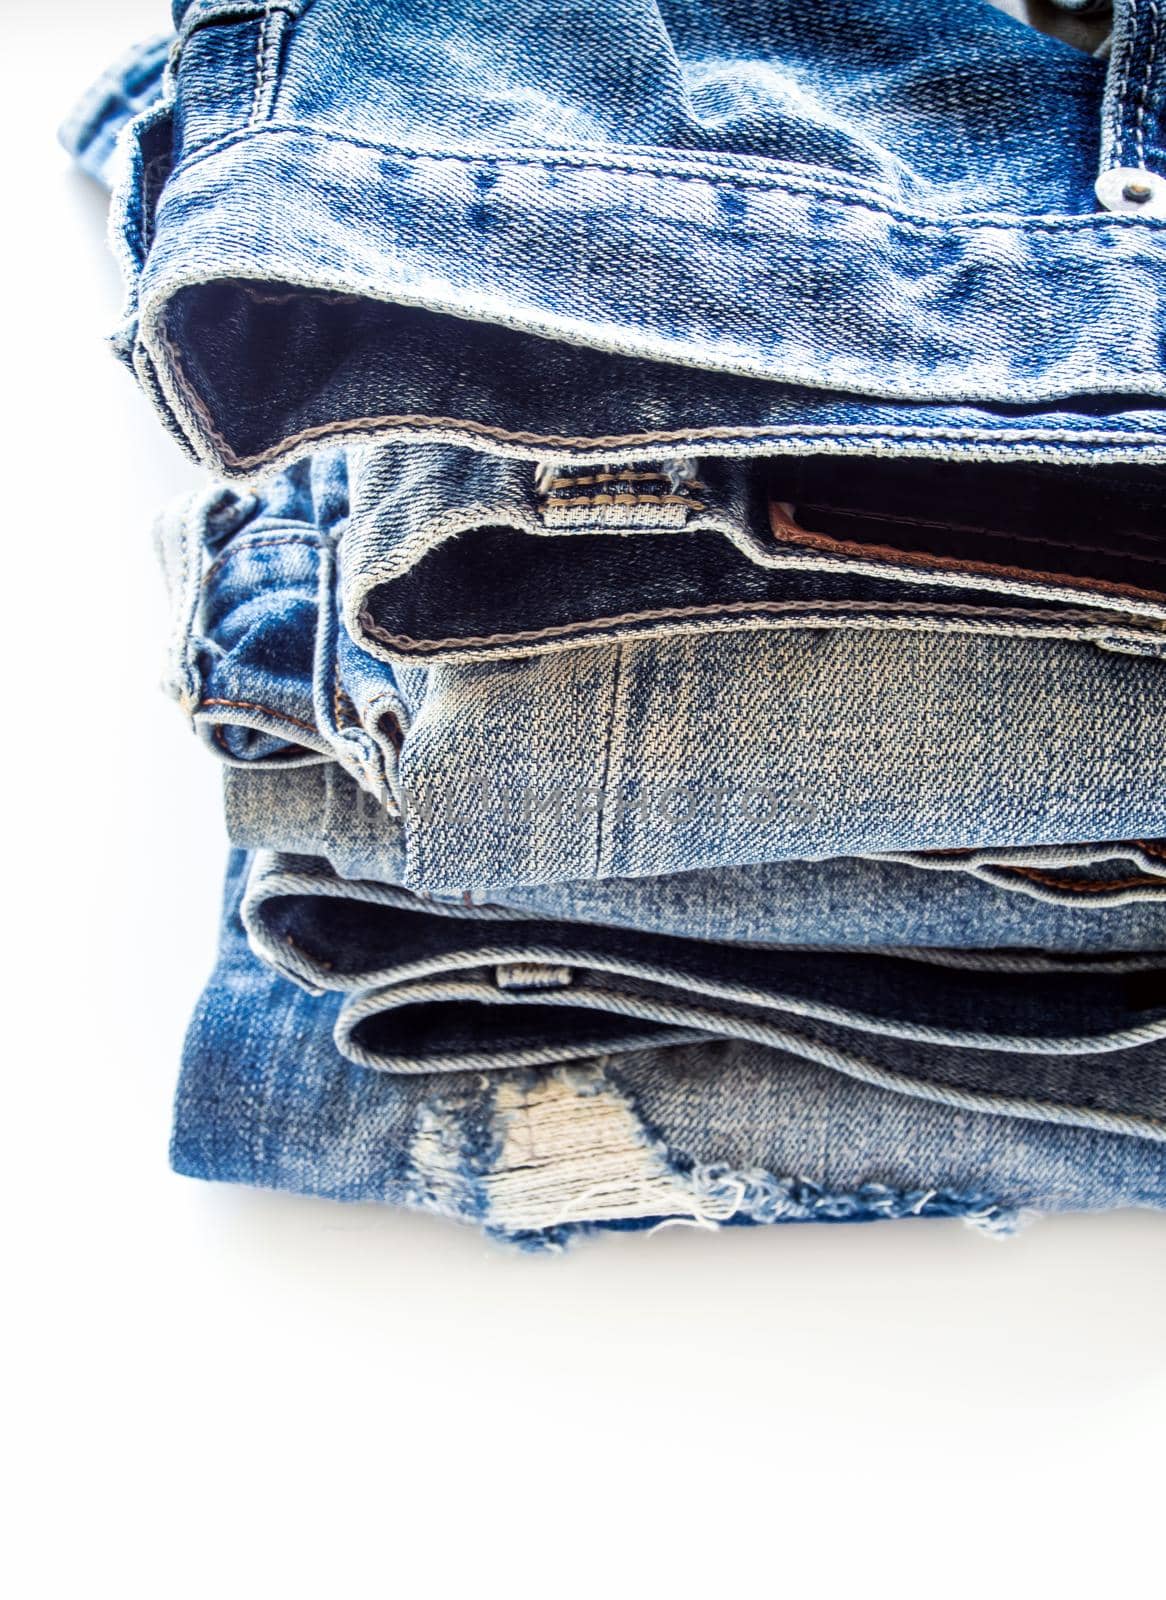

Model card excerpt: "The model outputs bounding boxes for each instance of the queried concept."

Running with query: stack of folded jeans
[66,0,1166,1246]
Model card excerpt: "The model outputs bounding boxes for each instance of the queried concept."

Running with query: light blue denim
[98,1,1166,476]
[61,33,170,187]
[227,765,1166,942]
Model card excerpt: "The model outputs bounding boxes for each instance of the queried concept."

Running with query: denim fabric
[160,442,1166,683]
[65,20,1166,1241]
[173,853,1166,1243]
[344,623,1166,888]
[238,850,1166,1108]
[342,443,1166,664]
[160,469,1166,888]
[60,33,171,187]
[226,765,1166,944]
[97,1,1166,476]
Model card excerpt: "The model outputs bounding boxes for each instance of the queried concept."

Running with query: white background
[5,3,1164,1595]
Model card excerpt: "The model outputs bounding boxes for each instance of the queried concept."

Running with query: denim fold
[65,9,1166,1241]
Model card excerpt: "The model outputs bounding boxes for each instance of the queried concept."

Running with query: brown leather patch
[768,498,1166,607]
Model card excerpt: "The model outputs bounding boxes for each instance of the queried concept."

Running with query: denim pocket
[767,455,1166,642]
[155,483,331,766]
[155,471,409,801]
[342,445,1166,666]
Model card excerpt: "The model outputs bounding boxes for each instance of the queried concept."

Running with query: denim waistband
[173,852,1166,1245]
[162,446,1166,682]
[341,443,1166,664]
[78,2,1166,476]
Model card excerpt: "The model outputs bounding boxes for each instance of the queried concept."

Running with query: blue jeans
[157,466,1166,888]
[65,13,1166,1241]
[237,849,1166,1097]
[104,1,1166,474]
[172,855,1166,1247]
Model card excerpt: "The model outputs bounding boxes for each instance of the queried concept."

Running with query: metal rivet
[1095,166,1166,217]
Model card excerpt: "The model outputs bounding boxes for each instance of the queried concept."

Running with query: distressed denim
[67,16,1166,1239]
[172,853,1166,1245]
[104,1,1166,476]
[159,473,1166,889]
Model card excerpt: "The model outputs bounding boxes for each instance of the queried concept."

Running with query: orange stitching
[198,695,317,734]
[998,865,1166,893]
[540,491,703,510]
[332,653,348,731]
[154,313,1166,471]
[545,471,699,490]
[768,505,1166,607]
[791,500,1166,563]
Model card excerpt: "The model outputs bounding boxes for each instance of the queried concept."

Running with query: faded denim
[159,472,1166,889]
[227,766,1166,943]
[66,15,1166,1241]
[172,854,1166,1245]
[62,33,170,187]
[104,1,1166,475]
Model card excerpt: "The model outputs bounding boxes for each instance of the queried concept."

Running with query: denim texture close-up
[64,4,1166,1244]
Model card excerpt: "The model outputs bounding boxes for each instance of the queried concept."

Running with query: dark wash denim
[172,854,1166,1246]
[101,0,1166,475]
[343,443,1166,665]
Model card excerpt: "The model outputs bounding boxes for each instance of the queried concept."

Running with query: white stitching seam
[251,5,270,124]
[355,596,1160,653]
[147,313,1166,468]
[1136,0,1163,166]
[1116,0,1139,164]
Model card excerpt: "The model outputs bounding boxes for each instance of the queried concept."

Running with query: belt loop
[1096,0,1166,213]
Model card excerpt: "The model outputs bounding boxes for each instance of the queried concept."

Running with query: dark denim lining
[354,455,1166,653]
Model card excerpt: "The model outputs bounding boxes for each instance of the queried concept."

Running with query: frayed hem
[482,1176,1028,1252]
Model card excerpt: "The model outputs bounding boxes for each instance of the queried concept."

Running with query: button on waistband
[1095,167,1166,217]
